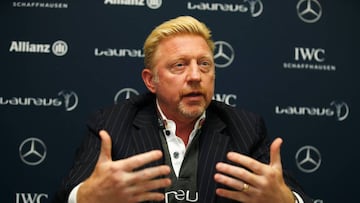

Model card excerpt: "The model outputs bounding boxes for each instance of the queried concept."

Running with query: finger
[215,162,256,186]
[119,150,164,171]
[131,191,167,202]
[129,165,171,185]
[270,137,283,169]
[216,188,248,202]
[226,152,266,175]
[214,173,247,192]
[126,176,171,195]
[98,130,112,163]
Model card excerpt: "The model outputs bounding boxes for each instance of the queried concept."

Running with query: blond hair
[143,16,214,69]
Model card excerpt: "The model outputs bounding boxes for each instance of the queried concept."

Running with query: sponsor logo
[16,193,48,203]
[296,0,322,23]
[9,40,68,56]
[295,145,321,173]
[213,93,237,107]
[114,88,139,104]
[283,47,336,72]
[0,90,78,111]
[295,47,325,62]
[19,138,47,166]
[58,90,79,111]
[165,190,198,203]
[313,199,324,203]
[12,1,68,9]
[94,48,144,58]
[275,101,349,121]
[214,41,235,68]
[104,0,162,9]
[187,0,263,17]
[52,40,68,56]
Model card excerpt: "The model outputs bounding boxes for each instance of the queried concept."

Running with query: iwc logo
[295,145,321,173]
[19,137,47,166]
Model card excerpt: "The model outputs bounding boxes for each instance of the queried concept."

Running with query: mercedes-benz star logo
[214,41,235,68]
[19,137,47,166]
[114,88,139,104]
[296,0,322,23]
[295,145,321,173]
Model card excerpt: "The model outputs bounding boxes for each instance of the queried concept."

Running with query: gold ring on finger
[242,183,249,192]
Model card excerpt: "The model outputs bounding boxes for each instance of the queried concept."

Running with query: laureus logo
[58,90,79,111]
[330,101,349,121]
[275,100,349,121]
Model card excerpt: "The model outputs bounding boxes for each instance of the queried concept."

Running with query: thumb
[97,130,112,163]
[270,137,283,169]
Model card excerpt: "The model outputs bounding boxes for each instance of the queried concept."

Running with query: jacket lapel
[198,113,230,203]
[132,103,165,168]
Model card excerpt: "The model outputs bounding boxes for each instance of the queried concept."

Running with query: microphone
[163,129,171,136]
[158,117,171,136]
[157,117,164,128]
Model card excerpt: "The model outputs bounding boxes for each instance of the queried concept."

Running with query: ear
[142,68,156,93]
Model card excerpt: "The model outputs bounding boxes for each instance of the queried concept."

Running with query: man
[54,16,312,203]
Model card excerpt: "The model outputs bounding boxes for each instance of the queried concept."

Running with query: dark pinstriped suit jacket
[53,92,312,203]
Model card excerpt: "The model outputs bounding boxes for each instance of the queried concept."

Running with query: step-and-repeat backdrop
[1,0,359,202]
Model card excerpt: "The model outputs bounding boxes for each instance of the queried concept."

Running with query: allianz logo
[105,0,145,5]
[94,48,144,58]
[275,101,349,121]
[0,90,78,111]
[104,0,162,9]
[9,40,68,56]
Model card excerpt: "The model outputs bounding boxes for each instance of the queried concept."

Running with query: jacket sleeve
[51,109,105,203]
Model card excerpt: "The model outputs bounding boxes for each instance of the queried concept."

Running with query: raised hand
[214,138,295,203]
[77,130,172,203]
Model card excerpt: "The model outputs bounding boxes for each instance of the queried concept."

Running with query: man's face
[146,34,215,121]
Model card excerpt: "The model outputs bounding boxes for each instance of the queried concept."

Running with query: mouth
[182,92,204,101]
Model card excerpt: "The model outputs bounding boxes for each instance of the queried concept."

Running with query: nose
[186,61,201,81]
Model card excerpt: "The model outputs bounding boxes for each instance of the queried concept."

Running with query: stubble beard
[178,99,207,119]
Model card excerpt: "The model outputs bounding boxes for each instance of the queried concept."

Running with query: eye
[175,62,184,67]
[169,60,187,74]
[200,61,210,66]
[199,59,213,72]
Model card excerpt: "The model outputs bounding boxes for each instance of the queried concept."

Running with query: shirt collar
[156,99,206,131]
